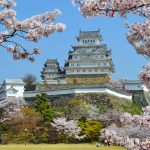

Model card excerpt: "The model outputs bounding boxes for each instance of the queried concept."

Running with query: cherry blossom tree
[139,63,150,89]
[0,0,65,61]
[0,97,26,122]
[107,79,127,93]
[51,117,85,141]
[72,0,150,88]
[100,106,150,150]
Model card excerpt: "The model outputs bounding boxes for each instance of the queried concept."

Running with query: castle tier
[64,30,115,85]
[41,59,65,84]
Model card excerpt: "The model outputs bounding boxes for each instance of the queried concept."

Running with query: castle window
[85,40,87,43]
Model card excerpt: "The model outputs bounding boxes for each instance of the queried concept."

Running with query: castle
[41,30,115,85]
[0,30,148,106]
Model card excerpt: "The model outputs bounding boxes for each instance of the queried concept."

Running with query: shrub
[78,120,104,142]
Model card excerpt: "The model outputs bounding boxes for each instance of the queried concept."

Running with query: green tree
[33,93,54,122]
[78,120,104,142]
[63,99,88,120]
[121,99,143,115]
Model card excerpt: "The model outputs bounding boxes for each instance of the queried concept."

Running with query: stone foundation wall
[35,75,110,91]
[45,93,131,109]
[66,74,110,85]
[129,90,148,107]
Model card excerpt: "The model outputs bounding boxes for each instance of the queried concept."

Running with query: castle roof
[3,79,25,85]
[46,59,58,63]
[122,80,143,84]
[76,30,102,41]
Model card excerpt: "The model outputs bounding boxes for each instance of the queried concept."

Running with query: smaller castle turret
[41,59,66,84]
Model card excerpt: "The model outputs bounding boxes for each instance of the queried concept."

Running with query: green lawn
[0,144,125,150]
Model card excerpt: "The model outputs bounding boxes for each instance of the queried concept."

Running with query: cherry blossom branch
[0,0,66,61]
[72,0,150,18]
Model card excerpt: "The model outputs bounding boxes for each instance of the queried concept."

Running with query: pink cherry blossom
[51,117,85,140]
[139,63,150,88]
[0,0,65,61]
[0,97,27,122]
[72,0,150,18]
[101,107,150,150]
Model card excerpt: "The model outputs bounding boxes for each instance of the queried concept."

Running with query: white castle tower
[64,30,115,85]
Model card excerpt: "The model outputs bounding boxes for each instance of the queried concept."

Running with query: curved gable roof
[4,79,25,85]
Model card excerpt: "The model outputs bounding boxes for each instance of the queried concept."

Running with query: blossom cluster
[101,106,150,150]
[72,0,150,18]
[120,110,150,127]
[127,19,150,58]
[101,128,150,150]
[0,0,65,61]
[107,79,128,93]
[139,63,150,89]
[0,97,27,122]
[0,0,16,8]
[51,117,85,140]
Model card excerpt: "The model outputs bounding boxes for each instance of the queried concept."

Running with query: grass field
[0,144,125,150]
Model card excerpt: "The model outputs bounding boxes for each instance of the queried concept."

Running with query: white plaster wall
[24,87,132,100]
[45,80,67,84]
[124,84,143,90]
[0,93,6,100]
[106,89,132,100]
[6,84,24,97]
[74,88,106,94]
[143,85,150,105]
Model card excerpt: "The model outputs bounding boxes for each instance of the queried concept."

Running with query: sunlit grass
[0,144,125,150]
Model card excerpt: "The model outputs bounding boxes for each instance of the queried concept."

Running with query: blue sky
[0,0,147,83]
